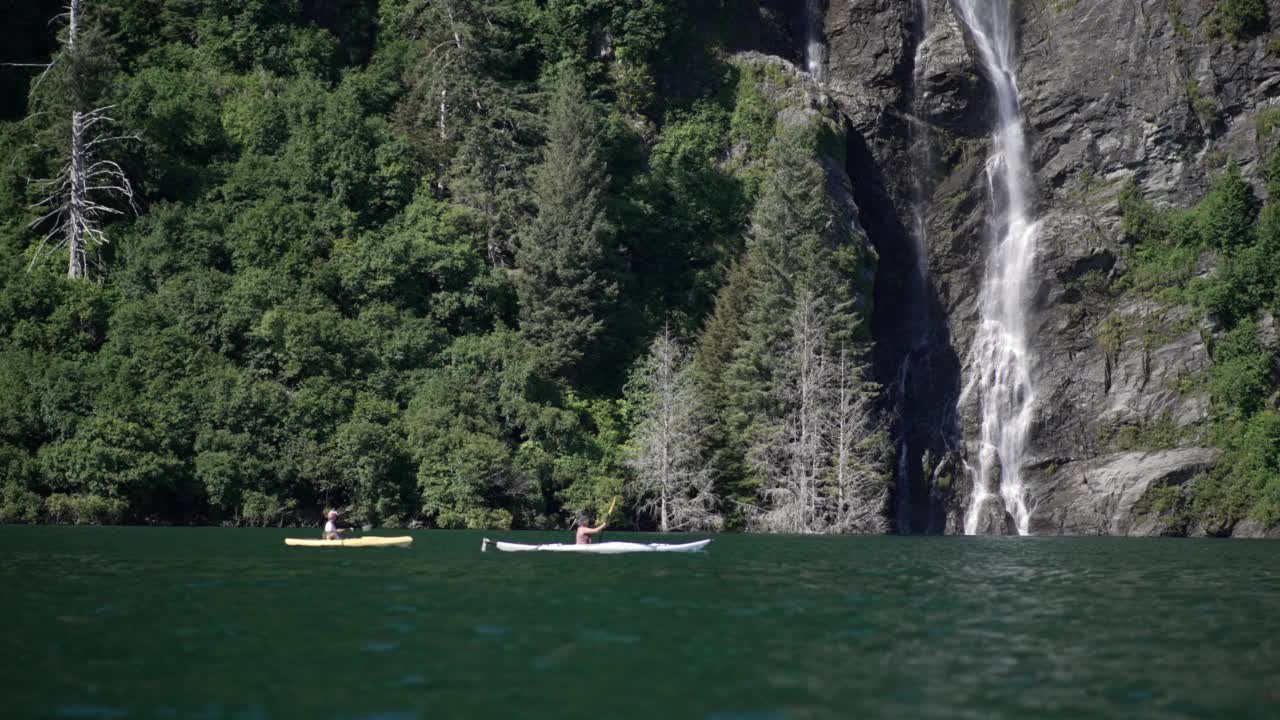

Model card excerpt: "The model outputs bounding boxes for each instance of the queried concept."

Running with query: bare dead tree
[827,346,890,533]
[399,0,480,152]
[25,0,138,280]
[753,290,833,534]
[750,292,890,534]
[625,327,722,532]
[30,107,137,279]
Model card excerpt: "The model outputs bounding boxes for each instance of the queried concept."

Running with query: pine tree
[701,127,859,492]
[394,0,535,176]
[394,0,540,267]
[696,123,883,531]
[516,67,616,379]
[448,117,536,267]
[625,327,720,532]
[693,257,755,501]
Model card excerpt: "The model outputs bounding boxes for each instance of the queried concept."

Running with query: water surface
[1,528,1277,719]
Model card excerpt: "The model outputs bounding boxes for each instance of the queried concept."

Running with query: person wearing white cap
[323,510,348,540]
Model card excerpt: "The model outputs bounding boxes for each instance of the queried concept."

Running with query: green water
[1,528,1277,719]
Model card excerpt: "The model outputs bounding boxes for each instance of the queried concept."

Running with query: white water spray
[953,0,1040,536]
[805,0,827,82]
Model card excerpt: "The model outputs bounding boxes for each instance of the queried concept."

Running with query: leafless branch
[625,327,722,532]
[28,99,138,278]
[751,292,889,534]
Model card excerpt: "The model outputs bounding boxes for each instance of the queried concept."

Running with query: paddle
[594,496,620,539]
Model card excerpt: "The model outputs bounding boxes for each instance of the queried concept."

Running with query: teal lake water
[1,528,1277,719]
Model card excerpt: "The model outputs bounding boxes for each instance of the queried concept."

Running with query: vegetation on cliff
[0,0,886,528]
[1122,147,1280,530]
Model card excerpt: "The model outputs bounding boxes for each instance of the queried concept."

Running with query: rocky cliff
[808,0,1280,535]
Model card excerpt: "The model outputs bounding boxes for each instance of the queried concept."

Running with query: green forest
[4,1,1279,535]
[0,0,890,530]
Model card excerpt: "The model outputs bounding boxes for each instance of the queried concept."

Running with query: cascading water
[804,0,827,82]
[952,0,1040,536]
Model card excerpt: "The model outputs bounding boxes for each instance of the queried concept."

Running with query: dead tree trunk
[625,327,721,532]
[67,110,86,279]
[756,290,833,533]
[68,0,81,42]
[66,0,87,279]
[27,0,137,280]
[829,346,888,533]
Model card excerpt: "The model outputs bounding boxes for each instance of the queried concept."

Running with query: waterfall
[805,0,827,82]
[952,0,1040,536]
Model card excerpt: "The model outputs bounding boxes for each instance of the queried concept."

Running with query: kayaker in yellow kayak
[323,510,353,540]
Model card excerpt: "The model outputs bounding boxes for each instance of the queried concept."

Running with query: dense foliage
[1122,147,1280,530]
[0,0,887,529]
[1206,0,1271,40]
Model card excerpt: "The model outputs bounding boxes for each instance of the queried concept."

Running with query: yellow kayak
[284,536,413,548]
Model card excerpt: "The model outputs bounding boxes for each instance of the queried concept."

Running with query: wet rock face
[823,0,913,134]
[1021,0,1280,205]
[1024,449,1220,536]
[816,0,1279,534]
[915,2,988,134]
[1231,518,1280,539]
[1012,0,1279,534]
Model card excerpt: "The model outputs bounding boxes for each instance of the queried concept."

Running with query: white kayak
[483,538,710,554]
[285,536,413,548]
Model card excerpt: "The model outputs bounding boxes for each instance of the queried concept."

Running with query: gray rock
[915,2,987,134]
[808,0,1278,534]
[1230,518,1280,539]
[969,496,1017,536]
[823,0,912,134]
[1025,448,1219,536]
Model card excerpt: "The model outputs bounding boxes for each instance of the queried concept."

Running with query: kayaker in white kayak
[575,514,607,545]
[323,510,351,540]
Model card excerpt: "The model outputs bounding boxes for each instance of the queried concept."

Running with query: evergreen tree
[699,125,869,509]
[693,257,754,502]
[392,0,535,176]
[516,67,616,380]
[447,115,537,267]
[624,326,720,532]
[1196,164,1259,249]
